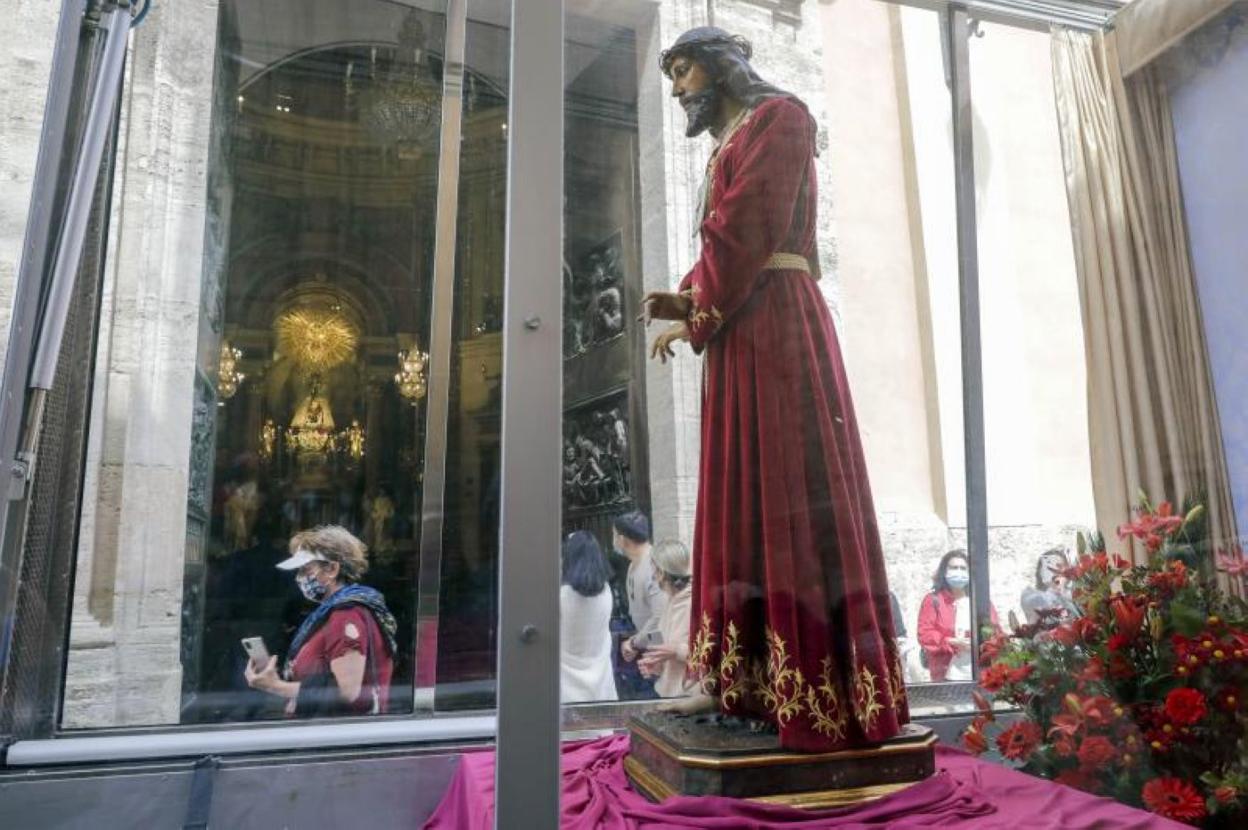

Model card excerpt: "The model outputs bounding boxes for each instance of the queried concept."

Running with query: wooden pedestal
[625,712,936,809]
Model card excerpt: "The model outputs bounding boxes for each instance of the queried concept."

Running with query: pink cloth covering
[422,735,1188,829]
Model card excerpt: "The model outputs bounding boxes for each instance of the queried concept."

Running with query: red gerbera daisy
[996,721,1043,761]
[1076,735,1117,769]
[979,662,1014,693]
[1164,688,1207,726]
[1141,777,1207,823]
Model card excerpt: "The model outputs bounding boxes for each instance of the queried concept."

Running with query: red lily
[1117,502,1183,551]
[1110,594,1146,640]
[1049,712,1083,739]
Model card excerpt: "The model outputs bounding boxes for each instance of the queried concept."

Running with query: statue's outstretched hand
[649,322,690,364]
[638,291,691,324]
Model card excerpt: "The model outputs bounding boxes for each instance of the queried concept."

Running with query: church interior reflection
[185,0,649,721]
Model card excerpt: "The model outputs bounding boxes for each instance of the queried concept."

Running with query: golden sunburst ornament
[275,308,358,371]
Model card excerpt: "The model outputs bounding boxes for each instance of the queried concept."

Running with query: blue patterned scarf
[286,584,398,672]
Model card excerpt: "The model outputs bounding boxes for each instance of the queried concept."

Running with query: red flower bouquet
[962,497,1248,828]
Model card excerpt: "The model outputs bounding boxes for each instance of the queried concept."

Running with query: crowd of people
[559,511,697,703]
[895,546,1080,684]
[234,515,1082,716]
[559,509,1088,701]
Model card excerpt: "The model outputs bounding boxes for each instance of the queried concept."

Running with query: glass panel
[558,4,647,707]
[430,0,512,712]
[556,0,960,732]
[823,2,970,704]
[968,21,1095,635]
[60,0,511,728]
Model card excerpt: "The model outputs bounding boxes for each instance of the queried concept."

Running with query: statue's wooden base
[625,712,936,809]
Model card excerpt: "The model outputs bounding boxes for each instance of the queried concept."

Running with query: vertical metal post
[413,0,468,712]
[0,1,123,734]
[494,0,562,825]
[0,0,88,671]
[29,6,130,395]
[946,6,992,666]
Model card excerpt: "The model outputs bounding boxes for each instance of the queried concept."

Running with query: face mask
[297,572,328,602]
[946,572,970,589]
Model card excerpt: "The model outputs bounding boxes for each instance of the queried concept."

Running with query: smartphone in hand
[241,636,270,670]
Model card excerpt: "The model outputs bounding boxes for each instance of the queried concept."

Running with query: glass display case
[1,0,1244,827]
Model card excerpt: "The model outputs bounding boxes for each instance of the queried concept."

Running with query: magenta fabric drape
[423,735,1187,829]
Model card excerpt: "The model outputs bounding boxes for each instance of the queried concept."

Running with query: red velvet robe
[680,96,909,751]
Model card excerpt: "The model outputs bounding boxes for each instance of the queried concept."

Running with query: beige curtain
[1050,29,1237,578]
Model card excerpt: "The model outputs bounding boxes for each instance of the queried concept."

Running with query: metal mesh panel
[2,79,117,737]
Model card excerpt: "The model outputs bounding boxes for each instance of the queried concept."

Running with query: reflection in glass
[183,1,457,722]
[558,17,649,706]
[968,21,1095,642]
[822,2,968,694]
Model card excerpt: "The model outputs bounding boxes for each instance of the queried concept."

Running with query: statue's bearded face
[667,54,719,138]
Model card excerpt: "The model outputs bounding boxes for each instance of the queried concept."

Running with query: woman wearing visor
[244,525,397,716]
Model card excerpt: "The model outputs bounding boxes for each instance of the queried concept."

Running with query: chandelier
[395,349,428,403]
[357,13,442,157]
[218,341,245,400]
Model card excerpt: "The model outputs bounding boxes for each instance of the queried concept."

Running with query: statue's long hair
[660,32,814,143]
[663,37,790,111]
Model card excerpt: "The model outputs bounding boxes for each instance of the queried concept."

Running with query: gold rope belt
[764,252,811,273]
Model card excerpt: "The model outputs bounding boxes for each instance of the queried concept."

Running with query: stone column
[63,1,222,728]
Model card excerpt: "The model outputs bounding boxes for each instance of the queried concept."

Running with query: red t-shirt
[290,605,394,713]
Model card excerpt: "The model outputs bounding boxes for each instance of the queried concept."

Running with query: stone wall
[0,0,61,369]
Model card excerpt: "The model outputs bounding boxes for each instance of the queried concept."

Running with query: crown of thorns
[659,31,753,76]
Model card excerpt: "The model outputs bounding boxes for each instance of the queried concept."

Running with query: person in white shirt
[559,530,618,703]
[638,540,698,698]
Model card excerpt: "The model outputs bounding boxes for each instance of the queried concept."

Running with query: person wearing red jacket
[917,550,999,681]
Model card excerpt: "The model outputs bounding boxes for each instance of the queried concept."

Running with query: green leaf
[1171,599,1207,636]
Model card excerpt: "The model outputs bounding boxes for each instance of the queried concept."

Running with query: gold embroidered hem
[687,612,904,745]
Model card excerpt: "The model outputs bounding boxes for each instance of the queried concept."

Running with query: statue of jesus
[641,27,909,752]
